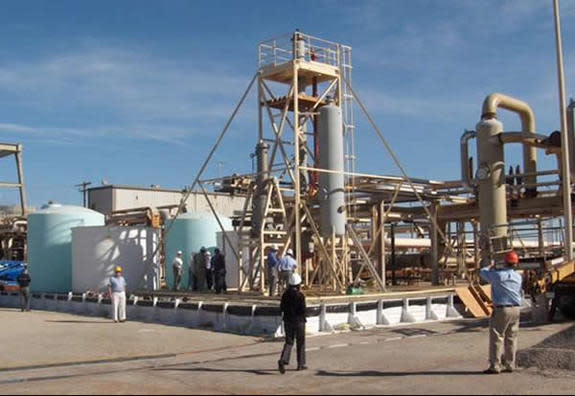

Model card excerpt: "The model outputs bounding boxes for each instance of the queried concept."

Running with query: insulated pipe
[460,130,477,192]
[568,99,575,180]
[476,117,507,261]
[482,93,538,197]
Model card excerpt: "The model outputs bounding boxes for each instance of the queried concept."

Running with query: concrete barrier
[0,292,462,337]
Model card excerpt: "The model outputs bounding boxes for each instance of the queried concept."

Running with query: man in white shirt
[278,249,298,294]
[172,251,184,291]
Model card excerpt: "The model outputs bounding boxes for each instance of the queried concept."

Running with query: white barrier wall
[0,291,464,337]
[72,226,160,293]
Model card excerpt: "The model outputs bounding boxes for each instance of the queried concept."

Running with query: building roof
[87,184,244,197]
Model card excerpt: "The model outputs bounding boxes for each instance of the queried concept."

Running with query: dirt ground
[0,308,573,395]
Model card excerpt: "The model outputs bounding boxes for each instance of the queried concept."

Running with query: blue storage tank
[165,212,232,290]
[28,203,105,293]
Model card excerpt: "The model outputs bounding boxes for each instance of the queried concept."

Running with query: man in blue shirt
[278,249,298,294]
[267,245,280,297]
[479,250,523,374]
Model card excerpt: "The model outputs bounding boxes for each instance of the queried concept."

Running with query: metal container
[318,102,346,237]
[27,203,105,292]
[71,225,160,293]
[164,212,232,289]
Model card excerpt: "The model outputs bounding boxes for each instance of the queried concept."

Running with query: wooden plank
[469,285,491,316]
[455,286,489,318]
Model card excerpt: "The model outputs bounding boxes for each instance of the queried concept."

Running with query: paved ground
[0,309,574,394]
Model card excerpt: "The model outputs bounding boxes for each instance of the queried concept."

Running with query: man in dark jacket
[212,248,227,294]
[16,266,31,312]
[278,273,307,374]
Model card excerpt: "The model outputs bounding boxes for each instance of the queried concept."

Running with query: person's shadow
[155,367,276,376]
[315,369,485,377]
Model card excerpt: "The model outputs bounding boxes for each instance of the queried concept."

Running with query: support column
[15,147,27,216]
[537,217,545,258]
[431,202,440,286]
[378,201,386,286]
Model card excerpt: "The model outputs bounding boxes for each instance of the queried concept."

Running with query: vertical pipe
[568,99,575,180]
[476,117,507,261]
[431,203,439,285]
[391,223,396,286]
[318,101,346,237]
[293,60,302,269]
[379,201,386,286]
[537,217,545,258]
[15,147,26,216]
[252,142,269,237]
[553,0,574,260]
[472,221,480,271]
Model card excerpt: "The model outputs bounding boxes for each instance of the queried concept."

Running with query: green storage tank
[28,203,105,293]
[165,212,232,290]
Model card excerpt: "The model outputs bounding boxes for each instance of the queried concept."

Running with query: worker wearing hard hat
[212,248,227,294]
[278,273,307,374]
[205,250,213,291]
[193,247,208,292]
[480,250,523,374]
[267,245,280,297]
[108,266,127,323]
[17,265,32,312]
[278,248,298,294]
[172,251,184,292]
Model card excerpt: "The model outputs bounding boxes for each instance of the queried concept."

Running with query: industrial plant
[1,30,575,335]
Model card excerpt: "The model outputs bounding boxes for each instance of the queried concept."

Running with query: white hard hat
[271,244,279,251]
[286,249,294,256]
[289,273,302,287]
[177,251,183,255]
[205,251,212,256]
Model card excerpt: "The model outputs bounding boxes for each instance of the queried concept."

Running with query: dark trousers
[214,271,227,294]
[19,287,30,312]
[268,267,277,296]
[280,320,306,368]
[278,271,292,294]
[206,269,214,290]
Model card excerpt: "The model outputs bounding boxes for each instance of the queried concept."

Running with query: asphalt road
[0,309,573,395]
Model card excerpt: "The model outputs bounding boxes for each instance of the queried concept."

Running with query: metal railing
[258,32,344,68]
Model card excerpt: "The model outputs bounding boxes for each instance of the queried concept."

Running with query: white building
[87,184,246,218]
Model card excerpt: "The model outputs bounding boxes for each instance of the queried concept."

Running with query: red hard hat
[504,251,519,265]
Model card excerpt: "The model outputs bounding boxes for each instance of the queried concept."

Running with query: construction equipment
[0,260,25,291]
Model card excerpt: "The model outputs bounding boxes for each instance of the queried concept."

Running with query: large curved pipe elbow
[481,93,537,197]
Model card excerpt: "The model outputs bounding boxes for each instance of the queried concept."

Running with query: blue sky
[1,0,575,208]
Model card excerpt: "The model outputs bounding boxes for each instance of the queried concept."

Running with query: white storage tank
[71,225,160,293]
[28,203,105,293]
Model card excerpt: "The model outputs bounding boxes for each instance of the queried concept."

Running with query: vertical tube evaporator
[318,100,346,237]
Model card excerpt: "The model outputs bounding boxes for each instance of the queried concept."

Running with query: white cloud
[0,46,255,145]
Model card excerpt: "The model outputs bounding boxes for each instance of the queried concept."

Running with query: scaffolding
[186,31,573,298]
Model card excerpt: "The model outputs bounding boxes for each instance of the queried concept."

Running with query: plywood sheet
[456,286,489,318]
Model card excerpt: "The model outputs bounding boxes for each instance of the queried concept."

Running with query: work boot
[297,366,308,371]
[502,366,514,373]
[278,360,286,375]
[482,367,501,375]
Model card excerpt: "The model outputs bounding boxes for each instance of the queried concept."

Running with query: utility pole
[75,181,92,208]
[553,0,574,260]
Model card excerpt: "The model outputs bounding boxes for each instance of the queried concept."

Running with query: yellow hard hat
[114,266,122,273]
